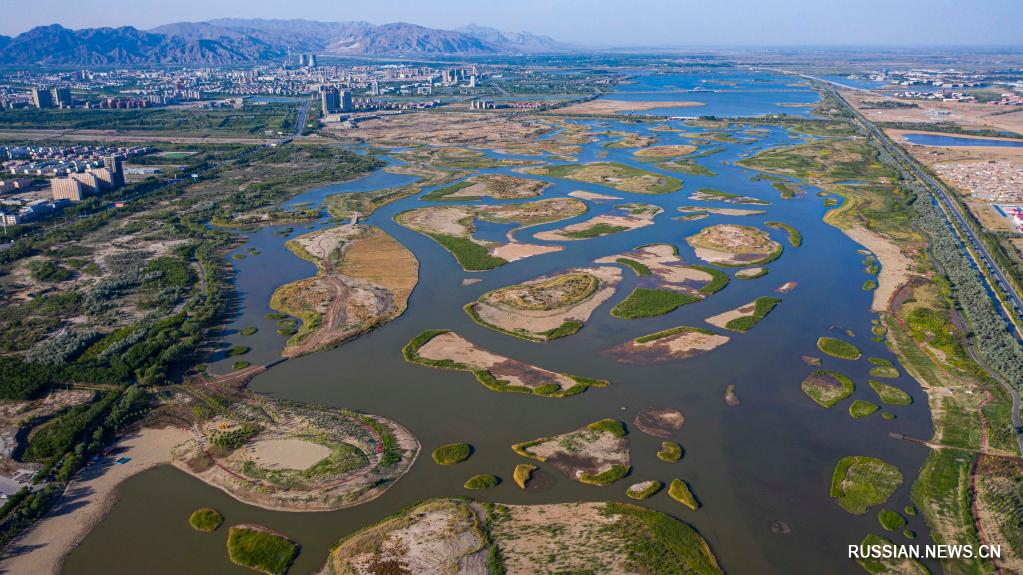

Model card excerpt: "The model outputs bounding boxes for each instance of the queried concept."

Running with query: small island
[512,419,630,486]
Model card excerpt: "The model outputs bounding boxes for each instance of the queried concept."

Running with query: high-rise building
[51,178,85,202]
[371,79,380,96]
[90,168,115,189]
[103,156,124,187]
[32,86,54,109]
[306,54,317,68]
[70,172,101,193]
[339,90,353,112]
[321,88,340,114]
[52,87,73,108]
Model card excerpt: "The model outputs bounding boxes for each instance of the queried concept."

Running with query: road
[812,77,1023,335]
[292,96,312,136]
[803,75,1023,454]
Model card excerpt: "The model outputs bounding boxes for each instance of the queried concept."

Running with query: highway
[292,96,312,136]
[813,78,1023,336]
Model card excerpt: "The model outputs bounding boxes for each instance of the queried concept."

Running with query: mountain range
[0,19,572,66]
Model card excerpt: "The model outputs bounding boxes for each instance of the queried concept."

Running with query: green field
[869,380,912,406]
[432,443,472,465]
[849,399,880,419]
[188,508,223,532]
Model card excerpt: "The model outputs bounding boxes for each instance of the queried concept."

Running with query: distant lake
[902,133,1023,148]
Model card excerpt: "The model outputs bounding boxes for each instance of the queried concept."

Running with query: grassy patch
[420,180,474,201]
[723,297,781,332]
[579,464,630,486]
[862,279,878,291]
[668,479,700,510]
[586,418,627,437]
[616,257,652,276]
[513,464,536,489]
[855,533,927,574]
[735,267,768,280]
[868,380,912,406]
[816,336,862,360]
[772,181,797,199]
[634,325,715,344]
[611,288,700,319]
[432,443,472,465]
[562,223,631,239]
[878,509,907,531]
[657,441,683,462]
[227,345,250,357]
[531,162,682,194]
[425,233,507,271]
[600,503,723,574]
[232,361,251,370]
[227,526,298,575]
[830,456,903,514]
[541,320,584,340]
[689,265,730,295]
[463,474,500,490]
[188,508,223,532]
[801,370,855,408]
[239,327,258,336]
[849,400,880,419]
[764,221,802,247]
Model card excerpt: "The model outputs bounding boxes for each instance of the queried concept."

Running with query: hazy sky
[2,0,1021,46]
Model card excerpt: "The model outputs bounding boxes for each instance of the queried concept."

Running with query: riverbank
[0,426,190,575]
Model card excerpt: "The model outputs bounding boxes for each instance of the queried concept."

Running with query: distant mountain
[0,23,281,66]
[0,19,572,66]
[457,23,572,52]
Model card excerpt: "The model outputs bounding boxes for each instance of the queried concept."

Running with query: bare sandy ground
[842,226,913,312]
[705,301,757,329]
[843,90,1023,135]
[610,329,730,363]
[248,439,331,470]
[491,242,563,261]
[554,99,705,115]
[533,214,654,241]
[568,190,621,201]
[0,426,191,575]
[678,206,765,216]
[776,281,798,293]
[596,244,711,287]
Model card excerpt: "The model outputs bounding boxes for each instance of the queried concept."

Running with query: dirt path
[0,426,190,575]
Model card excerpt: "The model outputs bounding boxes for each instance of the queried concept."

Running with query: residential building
[51,177,86,202]
[103,155,124,187]
[322,88,340,114]
[52,87,73,107]
[31,86,54,109]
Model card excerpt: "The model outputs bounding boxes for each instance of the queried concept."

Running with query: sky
[2,0,1022,46]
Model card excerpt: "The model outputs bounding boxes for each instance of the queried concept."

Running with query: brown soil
[686,224,781,266]
[633,407,685,438]
[517,423,630,483]
[609,329,730,364]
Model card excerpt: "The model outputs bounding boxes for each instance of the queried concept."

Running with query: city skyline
[2,0,1022,47]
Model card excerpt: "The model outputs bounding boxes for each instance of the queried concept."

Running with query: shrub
[878,509,907,531]
[869,380,912,406]
[668,479,699,510]
[816,336,861,360]
[830,456,902,514]
[226,526,298,575]
[849,400,879,419]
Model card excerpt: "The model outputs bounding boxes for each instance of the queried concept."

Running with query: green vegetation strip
[432,443,472,465]
[616,257,652,276]
[611,288,700,319]
[689,265,730,295]
[579,464,630,486]
[723,297,781,333]
[425,233,507,271]
[764,221,802,247]
[627,480,663,500]
[513,464,536,489]
[816,336,862,360]
[635,326,716,345]
[226,526,298,575]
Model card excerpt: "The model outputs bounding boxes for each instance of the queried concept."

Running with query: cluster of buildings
[891,90,977,102]
[30,86,74,108]
[3,145,149,178]
[50,155,124,202]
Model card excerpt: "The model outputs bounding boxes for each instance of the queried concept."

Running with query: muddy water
[65,73,938,575]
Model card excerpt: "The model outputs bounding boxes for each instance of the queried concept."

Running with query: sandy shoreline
[0,426,191,575]
[842,226,913,313]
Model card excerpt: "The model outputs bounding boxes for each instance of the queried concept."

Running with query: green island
[854,534,928,575]
[238,326,258,336]
[464,474,500,489]
[188,508,223,532]
[868,380,913,406]
[403,329,608,397]
[816,336,862,360]
[830,456,903,514]
[686,224,783,267]
[869,365,900,379]
[627,480,663,500]
[657,441,683,462]
[764,221,802,247]
[611,288,700,319]
[432,443,472,465]
[849,399,880,419]
[878,509,908,531]
[668,479,700,510]
[801,370,855,408]
[226,525,298,575]
[689,188,769,205]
